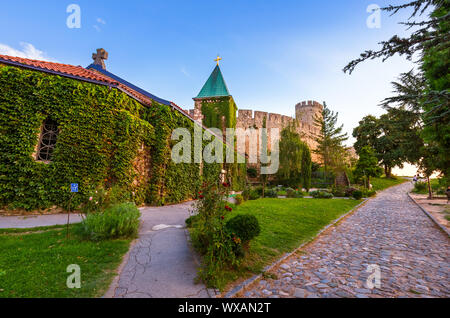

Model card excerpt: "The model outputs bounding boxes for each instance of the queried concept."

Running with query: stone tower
[191,62,237,132]
[295,100,323,126]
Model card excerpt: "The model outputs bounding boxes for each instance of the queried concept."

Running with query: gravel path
[242,182,450,298]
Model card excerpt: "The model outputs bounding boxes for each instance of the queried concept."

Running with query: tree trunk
[384,165,392,178]
[427,176,432,200]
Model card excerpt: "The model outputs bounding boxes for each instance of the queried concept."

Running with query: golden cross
[214,55,222,66]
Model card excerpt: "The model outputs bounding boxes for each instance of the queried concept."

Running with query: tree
[313,102,349,175]
[353,107,423,178]
[354,146,383,188]
[301,145,312,191]
[417,142,440,198]
[277,122,311,188]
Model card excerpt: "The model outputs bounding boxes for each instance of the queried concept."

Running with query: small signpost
[67,183,78,238]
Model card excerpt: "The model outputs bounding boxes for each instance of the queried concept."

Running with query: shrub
[310,190,333,199]
[413,181,428,193]
[367,190,377,197]
[76,202,141,241]
[345,187,358,197]
[185,214,201,228]
[247,168,258,178]
[234,194,244,205]
[331,187,346,198]
[225,214,261,245]
[242,187,250,201]
[264,189,278,198]
[352,190,363,200]
[249,190,260,200]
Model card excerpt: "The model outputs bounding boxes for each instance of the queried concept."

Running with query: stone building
[188,61,324,164]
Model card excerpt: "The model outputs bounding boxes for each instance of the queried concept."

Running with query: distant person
[446,187,450,204]
[413,175,418,184]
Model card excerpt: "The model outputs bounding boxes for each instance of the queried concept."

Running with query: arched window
[36,118,59,162]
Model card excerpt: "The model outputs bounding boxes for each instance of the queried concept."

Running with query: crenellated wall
[188,100,324,164]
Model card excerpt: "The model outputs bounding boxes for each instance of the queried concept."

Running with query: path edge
[221,197,370,298]
[407,192,450,237]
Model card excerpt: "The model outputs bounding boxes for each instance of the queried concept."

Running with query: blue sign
[70,183,79,193]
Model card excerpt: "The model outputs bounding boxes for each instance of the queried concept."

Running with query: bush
[249,190,260,200]
[76,202,141,241]
[366,190,377,197]
[331,187,346,198]
[242,187,251,201]
[413,181,428,193]
[225,214,261,245]
[345,187,358,197]
[247,168,258,178]
[352,190,363,200]
[234,194,244,205]
[264,189,278,198]
[185,213,201,228]
[310,190,333,199]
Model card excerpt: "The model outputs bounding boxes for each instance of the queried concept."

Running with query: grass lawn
[0,225,130,298]
[370,176,407,192]
[221,198,362,289]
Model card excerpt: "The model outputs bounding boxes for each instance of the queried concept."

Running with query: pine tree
[313,102,348,175]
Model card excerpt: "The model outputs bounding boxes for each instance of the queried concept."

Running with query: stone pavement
[0,213,83,229]
[242,183,450,298]
[105,202,213,298]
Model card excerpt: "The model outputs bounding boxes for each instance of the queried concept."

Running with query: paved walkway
[105,202,213,298]
[0,213,83,228]
[243,183,450,298]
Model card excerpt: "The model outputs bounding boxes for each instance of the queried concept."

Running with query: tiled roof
[196,65,230,98]
[0,54,198,123]
[87,63,172,106]
[0,54,116,85]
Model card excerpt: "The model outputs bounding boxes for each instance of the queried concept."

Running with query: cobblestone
[243,183,450,298]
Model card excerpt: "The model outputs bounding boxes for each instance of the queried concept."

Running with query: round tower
[295,100,323,126]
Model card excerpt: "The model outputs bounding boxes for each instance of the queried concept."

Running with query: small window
[36,118,59,162]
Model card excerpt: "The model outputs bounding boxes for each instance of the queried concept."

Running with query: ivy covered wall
[198,96,237,132]
[0,65,243,211]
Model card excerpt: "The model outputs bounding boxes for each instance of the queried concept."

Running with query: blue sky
[0,0,418,150]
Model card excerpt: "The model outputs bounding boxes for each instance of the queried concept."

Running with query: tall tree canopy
[345,0,449,179]
[313,102,349,174]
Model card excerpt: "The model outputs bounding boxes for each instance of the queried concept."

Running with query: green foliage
[234,194,244,205]
[225,214,261,245]
[76,203,141,241]
[200,97,237,131]
[331,186,346,198]
[0,65,153,211]
[0,65,244,211]
[248,189,260,200]
[188,181,239,289]
[247,167,258,178]
[264,188,278,198]
[413,181,428,193]
[313,102,349,174]
[352,190,363,200]
[277,122,312,188]
[310,190,333,199]
[354,146,383,187]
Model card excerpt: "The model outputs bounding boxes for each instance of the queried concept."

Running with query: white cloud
[93,25,101,32]
[0,42,54,61]
[96,18,106,25]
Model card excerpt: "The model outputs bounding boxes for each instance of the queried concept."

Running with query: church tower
[191,56,237,132]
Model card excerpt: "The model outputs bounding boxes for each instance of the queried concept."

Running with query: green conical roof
[196,65,230,98]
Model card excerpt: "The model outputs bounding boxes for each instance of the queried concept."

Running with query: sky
[0,0,422,175]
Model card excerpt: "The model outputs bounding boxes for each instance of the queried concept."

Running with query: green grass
[221,198,362,288]
[0,227,130,298]
[370,176,407,192]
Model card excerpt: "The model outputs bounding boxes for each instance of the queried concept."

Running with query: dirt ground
[409,193,449,230]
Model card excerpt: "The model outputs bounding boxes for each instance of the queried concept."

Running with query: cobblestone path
[242,183,450,298]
